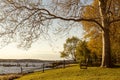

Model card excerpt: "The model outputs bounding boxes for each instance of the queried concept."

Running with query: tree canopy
[76,40,90,62]
[82,0,120,63]
[60,36,79,61]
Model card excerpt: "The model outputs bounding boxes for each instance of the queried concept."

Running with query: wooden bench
[80,61,87,69]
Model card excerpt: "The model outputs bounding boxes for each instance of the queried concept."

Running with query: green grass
[15,64,120,80]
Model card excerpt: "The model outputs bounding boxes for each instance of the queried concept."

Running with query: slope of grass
[15,64,120,80]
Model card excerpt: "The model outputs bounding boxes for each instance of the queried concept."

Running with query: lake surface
[0,62,50,74]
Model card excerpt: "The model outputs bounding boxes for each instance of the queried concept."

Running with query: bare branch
[9,3,104,31]
[39,8,104,30]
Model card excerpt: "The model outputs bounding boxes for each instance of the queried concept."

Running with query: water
[0,62,50,74]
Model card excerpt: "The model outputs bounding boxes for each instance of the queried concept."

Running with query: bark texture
[99,0,112,67]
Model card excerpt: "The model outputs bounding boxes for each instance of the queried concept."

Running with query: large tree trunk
[99,0,112,67]
[101,28,112,67]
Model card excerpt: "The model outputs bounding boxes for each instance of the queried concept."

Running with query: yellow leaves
[82,0,103,56]
[82,0,101,33]
[87,36,102,56]
[83,0,99,18]
[82,0,120,57]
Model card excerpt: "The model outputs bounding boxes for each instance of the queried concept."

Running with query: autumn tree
[0,0,120,67]
[60,36,79,61]
[110,22,120,63]
[82,0,120,65]
[87,35,102,57]
[76,40,90,62]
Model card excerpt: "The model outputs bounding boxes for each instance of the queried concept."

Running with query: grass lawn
[15,64,120,80]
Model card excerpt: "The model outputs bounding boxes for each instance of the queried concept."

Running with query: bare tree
[0,0,120,67]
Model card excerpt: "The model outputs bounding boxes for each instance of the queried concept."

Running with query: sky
[0,0,86,60]
[0,22,84,60]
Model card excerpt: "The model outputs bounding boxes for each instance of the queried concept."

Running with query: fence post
[20,66,23,74]
[42,63,45,73]
[63,60,65,68]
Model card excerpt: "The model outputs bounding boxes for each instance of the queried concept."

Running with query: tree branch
[41,9,104,31]
[110,18,120,24]
[9,2,104,31]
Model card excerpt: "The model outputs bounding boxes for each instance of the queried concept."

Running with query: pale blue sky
[0,0,86,60]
